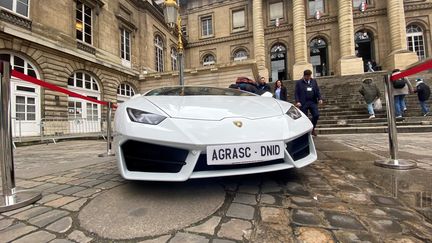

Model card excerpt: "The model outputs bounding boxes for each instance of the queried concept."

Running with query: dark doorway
[270,43,287,82]
[309,37,328,77]
[355,31,375,72]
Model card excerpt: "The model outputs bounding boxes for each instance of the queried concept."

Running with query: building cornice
[187,32,252,48]
[353,9,387,19]
[264,24,293,35]
[115,14,138,31]
[129,0,185,45]
[183,0,247,14]
[404,2,432,11]
[306,16,338,27]
[130,0,166,24]
[0,9,31,30]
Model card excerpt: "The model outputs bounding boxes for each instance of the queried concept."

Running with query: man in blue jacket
[295,69,323,136]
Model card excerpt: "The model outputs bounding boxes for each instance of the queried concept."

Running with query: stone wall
[140,60,259,92]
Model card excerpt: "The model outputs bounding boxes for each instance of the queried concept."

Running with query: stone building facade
[0,0,178,136]
[181,0,432,81]
[0,0,431,137]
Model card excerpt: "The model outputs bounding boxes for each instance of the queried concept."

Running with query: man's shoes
[368,115,375,119]
[396,115,403,118]
[312,129,318,137]
[424,112,430,117]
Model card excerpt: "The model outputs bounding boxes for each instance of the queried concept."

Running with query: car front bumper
[114,131,317,182]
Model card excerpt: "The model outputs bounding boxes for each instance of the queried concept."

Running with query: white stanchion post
[0,61,41,212]
[99,102,114,157]
[374,74,417,170]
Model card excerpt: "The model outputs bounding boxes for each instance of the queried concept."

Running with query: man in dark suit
[294,70,323,136]
[256,76,271,95]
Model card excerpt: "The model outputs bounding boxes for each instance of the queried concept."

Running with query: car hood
[144,96,284,120]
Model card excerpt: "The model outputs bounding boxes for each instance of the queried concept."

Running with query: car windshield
[145,86,256,96]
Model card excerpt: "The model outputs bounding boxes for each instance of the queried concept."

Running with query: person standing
[256,76,271,95]
[367,61,375,72]
[295,70,323,136]
[391,69,413,118]
[414,78,430,116]
[274,80,287,101]
[358,78,381,119]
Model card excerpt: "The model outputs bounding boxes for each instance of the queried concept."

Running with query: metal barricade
[39,117,108,143]
[99,102,115,157]
[11,117,22,148]
[374,74,417,170]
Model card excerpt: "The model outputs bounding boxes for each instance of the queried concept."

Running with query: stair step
[319,118,388,125]
[316,125,432,135]
[316,122,424,128]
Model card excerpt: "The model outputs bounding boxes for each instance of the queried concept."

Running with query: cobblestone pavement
[0,135,431,243]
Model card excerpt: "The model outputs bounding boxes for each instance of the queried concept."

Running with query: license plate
[206,141,285,165]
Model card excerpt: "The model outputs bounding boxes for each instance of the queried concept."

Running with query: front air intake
[121,140,188,173]
[286,134,310,161]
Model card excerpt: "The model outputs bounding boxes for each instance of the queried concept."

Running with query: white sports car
[114,86,317,181]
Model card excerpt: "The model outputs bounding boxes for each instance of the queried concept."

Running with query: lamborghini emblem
[233,121,243,128]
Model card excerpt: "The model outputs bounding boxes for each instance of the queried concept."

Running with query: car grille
[121,140,188,173]
[286,134,310,161]
[193,155,285,172]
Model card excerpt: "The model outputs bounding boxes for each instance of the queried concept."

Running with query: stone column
[385,0,418,69]
[292,0,312,79]
[336,0,363,76]
[252,0,268,79]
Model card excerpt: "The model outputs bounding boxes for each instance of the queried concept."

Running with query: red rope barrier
[391,59,432,81]
[11,70,117,108]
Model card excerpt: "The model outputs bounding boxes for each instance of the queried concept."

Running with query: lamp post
[163,0,184,86]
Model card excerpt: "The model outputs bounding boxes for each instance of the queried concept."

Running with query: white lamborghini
[114,86,317,181]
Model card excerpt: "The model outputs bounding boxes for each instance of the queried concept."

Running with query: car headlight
[286,106,302,120]
[127,108,166,125]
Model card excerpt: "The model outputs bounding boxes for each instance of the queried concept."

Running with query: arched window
[203,54,216,66]
[171,47,178,71]
[309,38,328,76]
[233,49,248,61]
[155,35,164,72]
[0,53,41,136]
[0,53,39,79]
[407,24,426,60]
[68,72,99,91]
[270,43,287,81]
[67,72,101,124]
[355,30,375,72]
[117,83,136,103]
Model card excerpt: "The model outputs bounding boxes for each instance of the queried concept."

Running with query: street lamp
[163,0,184,86]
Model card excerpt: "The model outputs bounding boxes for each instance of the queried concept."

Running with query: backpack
[393,78,406,89]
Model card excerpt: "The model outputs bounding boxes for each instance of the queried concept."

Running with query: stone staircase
[279,71,432,134]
